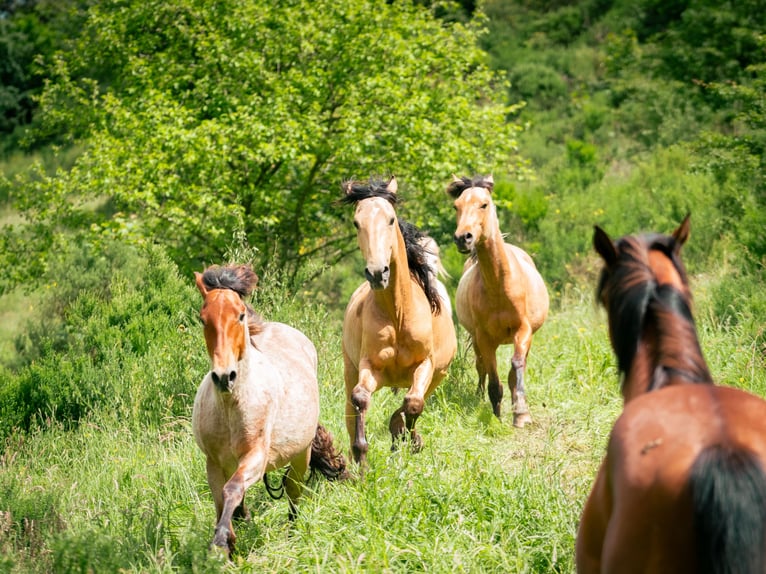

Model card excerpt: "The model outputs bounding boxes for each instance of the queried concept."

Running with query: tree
[6,0,524,287]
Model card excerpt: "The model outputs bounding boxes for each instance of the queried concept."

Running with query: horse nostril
[383,266,389,275]
[465,233,473,241]
[211,372,220,385]
[229,371,237,382]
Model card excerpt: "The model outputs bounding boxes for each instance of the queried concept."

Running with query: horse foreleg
[509,323,533,428]
[400,358,435,452]
[348,361,377,467]
[212,449,267,556]
[285,448,310,521]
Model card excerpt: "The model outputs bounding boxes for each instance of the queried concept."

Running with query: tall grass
[0,242,764,573]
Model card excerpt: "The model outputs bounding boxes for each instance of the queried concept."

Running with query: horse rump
[310,424,349,481]
[690,444,766,574]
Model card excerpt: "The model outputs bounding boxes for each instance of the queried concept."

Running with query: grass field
[0,271,763,573]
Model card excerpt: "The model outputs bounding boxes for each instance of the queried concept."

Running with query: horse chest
[370,325,428,372]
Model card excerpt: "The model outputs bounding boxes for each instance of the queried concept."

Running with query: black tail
[309,424,349,481]
[690,445,766,574]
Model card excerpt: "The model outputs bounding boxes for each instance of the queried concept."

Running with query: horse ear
[593,226,618,267]
[672,213,691,251]
[343,181,353,195]
[194,272,208,297]
[386,176,398,195]
[485,174,494,192]
[451,174,462,183]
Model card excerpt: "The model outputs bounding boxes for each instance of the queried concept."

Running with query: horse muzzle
[365,266,390,290]
[453,233,474,254]
[211,369,237,393]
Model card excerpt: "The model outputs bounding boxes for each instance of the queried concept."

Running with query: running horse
[192,264,347,557]
[341,176,457,467]
[447,175,549,426]
[576,215,766,573]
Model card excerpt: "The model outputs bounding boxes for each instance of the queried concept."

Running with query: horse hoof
[410,433,424,453]
[513,412,533,428]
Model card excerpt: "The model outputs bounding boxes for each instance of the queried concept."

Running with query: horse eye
[239,312,246,322]
[389,217,395,225]
[453,205,457,211]
[353,220,359,229]
[481,203,488,209]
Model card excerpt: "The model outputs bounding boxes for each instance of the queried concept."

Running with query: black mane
[201,264,258,298]
[446,175,493,199]
[200,264,263,333]
[340,178,399,206]
[399,220,443,315]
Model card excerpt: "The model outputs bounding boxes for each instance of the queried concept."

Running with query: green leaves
[8,0,523,287]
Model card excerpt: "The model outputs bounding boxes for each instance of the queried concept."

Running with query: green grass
[0,269,763,573]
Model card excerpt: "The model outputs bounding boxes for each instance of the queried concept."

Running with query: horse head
[446,174,496,254]
[195,265,259,392]
[593,214,709,398]
[342,176,399,290]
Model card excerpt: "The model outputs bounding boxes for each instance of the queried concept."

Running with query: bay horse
[576,215,766,573]
[447,174,549,426]
[192,264,347,556]
[341,176,457,467]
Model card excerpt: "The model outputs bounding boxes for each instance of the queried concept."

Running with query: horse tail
[690,444,766,574]
[309,424,349,481]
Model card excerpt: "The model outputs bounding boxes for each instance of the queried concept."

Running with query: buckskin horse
[576,215,766,573]
[341,176,457,467]
[192,264,347,556]
[447,174,549,426]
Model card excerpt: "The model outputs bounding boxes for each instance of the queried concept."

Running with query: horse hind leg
[472,338,488,395]
[509,330,533,428]
[285,449,310,521]
[388,403,424,453]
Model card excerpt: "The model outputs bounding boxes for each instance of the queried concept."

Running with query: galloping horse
[447,175,549,426]
[192,264,347,556]
[576,216,766,573]
[341,177,457,467]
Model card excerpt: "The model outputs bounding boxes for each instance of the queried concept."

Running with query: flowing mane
[596,233,712,391]
[445,175,494,199]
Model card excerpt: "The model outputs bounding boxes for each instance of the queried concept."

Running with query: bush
[0,240,204,439]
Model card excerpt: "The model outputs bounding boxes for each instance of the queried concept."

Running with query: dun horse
[341,177,457,467]
[192,264,346,556]
[576,216,766,573]
[447,175,549,426]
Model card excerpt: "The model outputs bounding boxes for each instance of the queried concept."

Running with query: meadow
[1,239,762,573]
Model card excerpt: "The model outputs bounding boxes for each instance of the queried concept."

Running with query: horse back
[503,243,549,330]
[600,385,766,572]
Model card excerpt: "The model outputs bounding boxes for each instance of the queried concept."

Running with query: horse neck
[373,224,414,328]
[621,292,713,402]
[474,213,514,292]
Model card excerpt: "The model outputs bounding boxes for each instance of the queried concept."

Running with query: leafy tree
[0,0,91,154]
[6,0,523,288]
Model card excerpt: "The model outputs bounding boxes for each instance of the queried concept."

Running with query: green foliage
[0,240,203,438]
[6,0,525,291]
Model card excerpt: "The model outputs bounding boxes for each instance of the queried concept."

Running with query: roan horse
[576,215,766,573]
[447,175,549,426]
[341,176,457,467]
[193,264,347,556]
